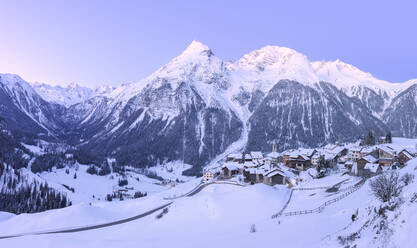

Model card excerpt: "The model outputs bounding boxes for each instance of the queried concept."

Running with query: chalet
[203,170,214,182]
[250,151,264,163]
[221,163,239,178]
[243,161,257,169]
[364,163,382,176]
[286,155,310,170]
[378,146,396,159]
[243,167,268,184]
[226,153,243,163]
[378,146,396,167]
[398,149,414,165]
[265,151,280,165]
[263,169,286,186]
[360,147,378,158]
[357,155,378,172]
[379,157,394,167]
[244,153,253,162]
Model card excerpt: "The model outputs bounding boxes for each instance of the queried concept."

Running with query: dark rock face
[383,84,417,137]
[72,82,243,173]
[0,75,67,139]
[246,80,388,152]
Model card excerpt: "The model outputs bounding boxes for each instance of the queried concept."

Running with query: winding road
[0,180,244,240]
[0,202,173,240]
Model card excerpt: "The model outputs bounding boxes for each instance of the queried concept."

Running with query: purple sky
[0,0,416,87]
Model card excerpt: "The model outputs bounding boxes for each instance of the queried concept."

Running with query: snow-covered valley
[1,137,417,247]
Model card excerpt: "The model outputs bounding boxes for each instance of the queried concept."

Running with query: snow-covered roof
[263,168,285,178]
[243,161,257,168]
[250,151,263,159]
[222,162,239,171]
[350,147,362,152]
[379,146,395,155]
[244,154,252,159]
[364,163,380,173]
[227,153,243,159]
[361,155,377,163]
[266,151,280,159]
[361,147,375,154]
[400,150,414,159]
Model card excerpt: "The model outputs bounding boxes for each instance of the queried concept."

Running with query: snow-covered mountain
[0,41,416,173]
[32,82,114,107]
[0,74,66,137]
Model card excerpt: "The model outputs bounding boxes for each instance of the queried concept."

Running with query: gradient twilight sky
[0,0,416,87]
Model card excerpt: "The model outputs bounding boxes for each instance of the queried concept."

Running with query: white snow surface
[31,82,114,107]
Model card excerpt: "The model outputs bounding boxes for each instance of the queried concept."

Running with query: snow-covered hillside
[2,160,417,248]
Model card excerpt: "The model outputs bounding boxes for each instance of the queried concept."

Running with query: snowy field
[1,138,417,247]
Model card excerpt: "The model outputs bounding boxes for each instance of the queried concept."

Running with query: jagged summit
[181,40,213,56]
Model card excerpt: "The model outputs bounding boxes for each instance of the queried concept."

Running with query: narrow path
[0,202,173,240]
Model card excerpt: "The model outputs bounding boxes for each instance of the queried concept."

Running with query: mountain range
[1,41,416,174]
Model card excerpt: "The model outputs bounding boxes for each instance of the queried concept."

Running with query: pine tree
[385,132,392,143]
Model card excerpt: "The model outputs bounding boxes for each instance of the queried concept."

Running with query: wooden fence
[272,179,365,218]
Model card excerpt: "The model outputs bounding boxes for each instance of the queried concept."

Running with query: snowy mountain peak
[311,59,398,94]
[230,45,319,92]
[181,40,212,57]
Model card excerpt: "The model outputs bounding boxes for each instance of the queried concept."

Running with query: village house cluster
[203,141,417,186]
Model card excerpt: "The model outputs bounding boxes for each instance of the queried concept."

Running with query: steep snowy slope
[383,83,417,137]
[312,60,396,116]
[0,74,66,137]
[246,80,388,151]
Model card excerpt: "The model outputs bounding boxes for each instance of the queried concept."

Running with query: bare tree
[370,171,402,202]
[401,173,415,186]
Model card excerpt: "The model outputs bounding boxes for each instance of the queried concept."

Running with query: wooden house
[398,149,414,165]
[226,153,243,163]
[286,155,310,170]
[221,163,239,178]
[357,155,377,171]
[263,169,286,186]
[265,151,280,165]
[364,163,382,176]
[250,151,264,163]
[244,153,253,162]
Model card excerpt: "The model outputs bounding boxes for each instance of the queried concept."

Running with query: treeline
[0,175,71,214]
[361,131,392,146]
